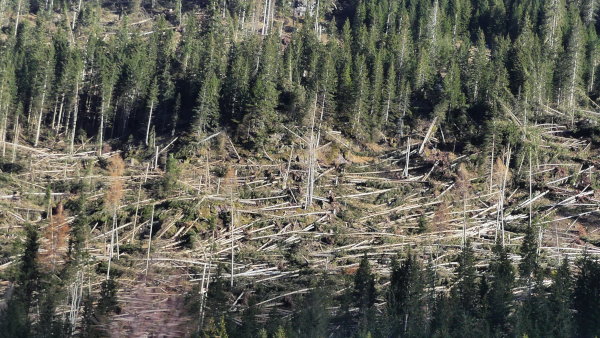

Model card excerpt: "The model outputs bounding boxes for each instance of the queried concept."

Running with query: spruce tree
[573,255,600,337]
[449,241,484,337]
[386,253,428,337]
[0,225,41,337]
[484,242,515,335]
[353,255,376,318]
[292,286,330,337]
[519,224,539,283]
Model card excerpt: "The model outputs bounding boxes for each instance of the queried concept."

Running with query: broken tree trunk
[145,204,155,278]
[419,117,437,154]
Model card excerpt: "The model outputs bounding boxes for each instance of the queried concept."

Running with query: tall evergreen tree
[449,241,484,337]
[0,225,40,337]
[386,253,428,337]
[573,255,600,337]
[484,242,515,335]
[547,258,574,337]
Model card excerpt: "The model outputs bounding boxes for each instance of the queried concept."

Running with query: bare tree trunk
[261,0,268,35]
[34,63,50,147]
[305,94,318,209]
[269,0,275,33]
[430,0,438,44]
[69,79,80,154]
[489,130,495,193]
[11,114,19,162]
[145,204,155,278]
[462,192,467,247]
[230,191,235,288]
[106,210,117,280]
[548,0,560,49]
[404,137,410,177]
[56,93,65,131]
[72,0,82,30]
[14,0,22,38]
[384,90,391,123]
[131,163,150,242]
[154,146,159,169]
[55,99,63,131]
[0,83,5,157]
[98,101,104,156]
[314,0,320,33]
[496,146,511,246]
[1,107,8,158]
[145,100,154,146]
[569,50,579,127]
[529,149,533,227]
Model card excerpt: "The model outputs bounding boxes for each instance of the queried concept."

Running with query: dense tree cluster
[0,0,599,155]
[3,221,600,337]
[190,241,600,338]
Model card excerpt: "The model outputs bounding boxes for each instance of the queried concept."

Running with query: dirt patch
[109,275,194,337]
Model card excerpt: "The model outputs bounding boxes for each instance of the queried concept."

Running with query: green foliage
[449,241,484,337]
[0,225,40,337]
[386,254,428,336]
[159,154,181,196]
[3,2,600,337]
[574,255,600,337]
[96,277,119,316]
[353,255,376,316]
[416,214,428,234]
[292,287,330,337]
[548,258,574,337]
[519,225,539,282]
[484,242,515,335]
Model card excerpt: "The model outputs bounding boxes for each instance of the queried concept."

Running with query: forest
[1,0,600,336]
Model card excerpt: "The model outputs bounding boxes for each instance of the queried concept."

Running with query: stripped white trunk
[145,100,154,146]
[72,0,82,30]
[14,0,21,38]
[145,204,155,278]
[569,50,579,126]
[98,101,104,156]
[261,0,269,35]
[69,79,80,154]
[34,63,50,147]
[11,114,19,162]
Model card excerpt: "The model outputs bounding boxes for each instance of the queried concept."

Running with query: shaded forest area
[2,0,600,151]
[1,0,600,337]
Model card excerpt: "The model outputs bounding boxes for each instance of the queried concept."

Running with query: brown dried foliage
[432,202,451,230]
[40,202,69,270]
[105,155,125,210]
[456,163,472,195]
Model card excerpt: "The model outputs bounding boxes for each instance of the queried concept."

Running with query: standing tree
[386,253,428,337]
[484,242,515,335]
[573,255,600,337]
[353,254,376,334]
[449,241,484,337]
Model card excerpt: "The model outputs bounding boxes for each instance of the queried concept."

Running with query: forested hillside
[1,0,600,337]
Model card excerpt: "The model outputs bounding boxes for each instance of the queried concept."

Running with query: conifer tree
[573,255,600,337]
[484,242,515,335]
[292,286,330,337]
[547,258,573,337]
[386,254,427,337]
[449,241,484,337]
[0,225,40,337]
[560,7,585,126]
[354,255,376,317]
[192,70,221,136]
[238,34,280,148]
[519,224,539,283]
